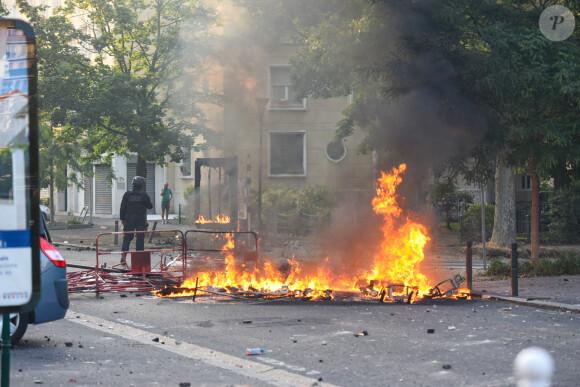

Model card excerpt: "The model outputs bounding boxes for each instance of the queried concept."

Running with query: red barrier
[67,229,185,295]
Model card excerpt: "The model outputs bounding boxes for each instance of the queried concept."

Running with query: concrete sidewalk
[471,275,580,313]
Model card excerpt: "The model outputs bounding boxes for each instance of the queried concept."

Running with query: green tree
[235,0,490,200]
[38,123,91,221]
[258,184,299,235]
[549,181,580,242]
[461,203,495,243]
[17,1,96,219]
[439,0,580,259]
[236,0,580,262]
[62,0,219,179]
[432,178,473,229]
[20,0,220,187]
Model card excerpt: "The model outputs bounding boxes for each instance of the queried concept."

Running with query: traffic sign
[0,19,40,314]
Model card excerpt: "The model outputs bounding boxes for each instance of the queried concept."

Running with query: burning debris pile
[195,215,231,224]
[156,164,469,303]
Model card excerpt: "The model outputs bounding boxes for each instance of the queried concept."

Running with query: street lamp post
[255,97,269,232]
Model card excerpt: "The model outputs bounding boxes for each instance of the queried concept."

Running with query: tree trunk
[528,152,539,263]
[490,157,516,247]
[530,172,540,263]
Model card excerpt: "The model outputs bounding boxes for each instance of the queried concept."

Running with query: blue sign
[0,229,32,306]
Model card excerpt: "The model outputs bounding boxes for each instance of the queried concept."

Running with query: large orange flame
[159,164,437,300]
[366,164,431,294]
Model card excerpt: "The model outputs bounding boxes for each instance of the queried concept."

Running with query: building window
[180,147,192,177]
[521,174,531,190]
[325,139,347,163]
[269,132,306,176]
[269,66,306,110]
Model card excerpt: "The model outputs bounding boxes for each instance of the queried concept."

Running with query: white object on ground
[514,346,554,387]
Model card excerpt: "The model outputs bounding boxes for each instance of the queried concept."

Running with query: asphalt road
[7,290,580,386]
[6,223,576,386]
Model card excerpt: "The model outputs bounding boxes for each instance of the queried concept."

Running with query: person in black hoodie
[120,176,153,262]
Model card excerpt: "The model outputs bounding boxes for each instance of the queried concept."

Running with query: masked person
[120,176,153,262]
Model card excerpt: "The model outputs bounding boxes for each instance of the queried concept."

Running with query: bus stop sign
[0,19,40,314]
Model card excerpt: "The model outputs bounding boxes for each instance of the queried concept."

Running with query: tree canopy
[18,0,220,182]
[235,0,580,256]
[242,0,579,184]
[236,0,491,199]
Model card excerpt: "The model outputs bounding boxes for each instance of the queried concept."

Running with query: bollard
[114,220,119,245]
[514,346,553,387]
[511,243,518,297]
[179,204,182,224]
[465,241,473,291]
[2,313,11,387]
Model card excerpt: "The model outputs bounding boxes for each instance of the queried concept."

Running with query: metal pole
[2,313,11,387]
[178,204,182,224]
[246,154,251,231]
[89,175,93,225]
[511,243,518,297]
[208,167,212,219]
[480,185,487,270]
[258,121,263,231]
[255,98,268,232]
[218,167,222,216]
[114,220,119,245]
[466,241,473,291]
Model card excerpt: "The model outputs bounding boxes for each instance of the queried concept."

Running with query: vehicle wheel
[0,312,29,345]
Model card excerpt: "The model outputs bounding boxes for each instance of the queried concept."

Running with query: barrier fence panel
[183,230,259,279]
[66,229,259,295]
[67,230,186,295]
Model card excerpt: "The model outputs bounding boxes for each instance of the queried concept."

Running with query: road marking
[67,311,337,387]
[257,357,321,374]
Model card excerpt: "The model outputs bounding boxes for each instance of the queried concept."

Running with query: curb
[47,222,94,230]
[471,291,580,314]
[54,241,97,250]
[483,295,580,314]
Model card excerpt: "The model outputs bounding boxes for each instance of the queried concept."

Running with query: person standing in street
[160,182,173,224]
[120,176,153,262]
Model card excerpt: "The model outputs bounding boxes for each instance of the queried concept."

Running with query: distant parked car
[0,209,69,345]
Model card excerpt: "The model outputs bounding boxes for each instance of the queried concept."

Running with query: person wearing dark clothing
[120,176,153,261]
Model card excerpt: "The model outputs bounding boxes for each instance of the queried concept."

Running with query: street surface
[4,220,578,386]
[8,290,580,386]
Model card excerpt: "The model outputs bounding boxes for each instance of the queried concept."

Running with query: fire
[158,164,457,302]
[364,164,431,295]
[195,214,231,224]
[163,233,340,299]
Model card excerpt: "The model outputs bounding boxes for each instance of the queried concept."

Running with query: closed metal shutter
[127,163,156,214]
[94,164,112,214]
[84,177,92,209]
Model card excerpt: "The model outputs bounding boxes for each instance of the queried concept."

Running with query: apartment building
[6,0,376,225]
